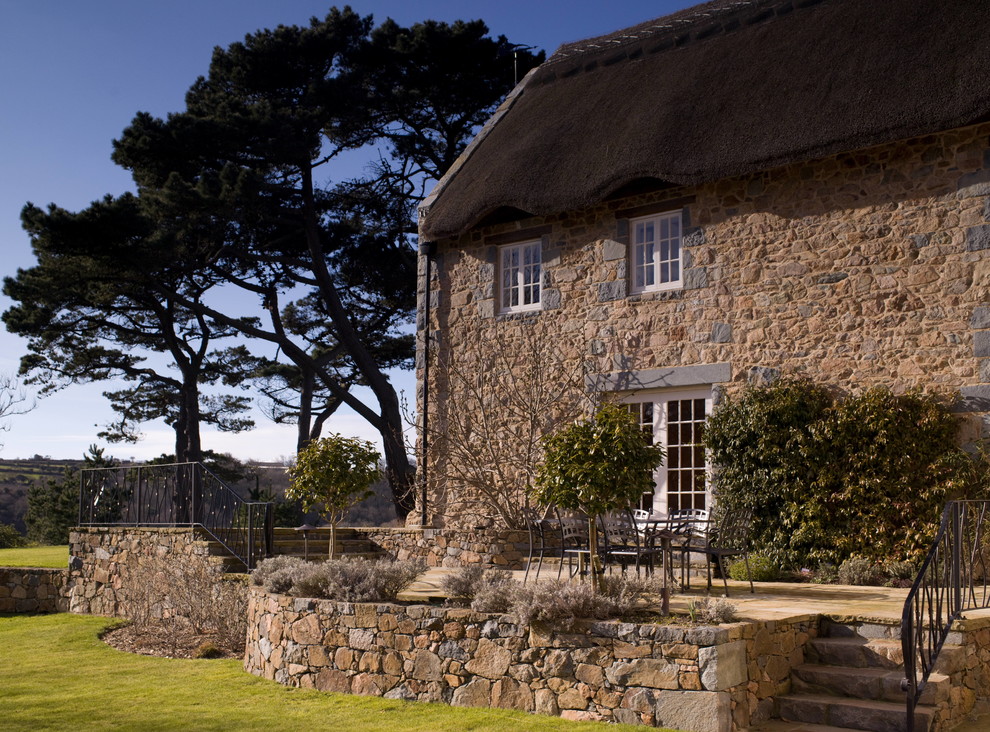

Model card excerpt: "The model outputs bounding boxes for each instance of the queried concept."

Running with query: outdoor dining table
[633,515,676,615]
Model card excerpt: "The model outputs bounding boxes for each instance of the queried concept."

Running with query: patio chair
[695,505,755,597]
[521,505,558,583]
[600,511,663,576]
[557,512,593,579]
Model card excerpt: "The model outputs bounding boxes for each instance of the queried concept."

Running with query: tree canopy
[4,8,542,519]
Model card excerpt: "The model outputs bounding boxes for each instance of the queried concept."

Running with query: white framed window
[630,211,682,294]
[622,386,712,514]
[499,240,541,313]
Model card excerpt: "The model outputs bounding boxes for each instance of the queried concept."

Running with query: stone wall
[245,587,818,731]
[939,614,990,730]
[420,121,990,527]
[67,527,221,616]
[355,527,532,568]
[0,567,67,613]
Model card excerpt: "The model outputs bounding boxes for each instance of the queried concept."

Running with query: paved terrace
[400,566,919,623]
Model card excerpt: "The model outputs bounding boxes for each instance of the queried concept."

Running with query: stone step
[820,618,901,641]
[792,664,950,706]
[777,693,934,732]
[269,550,386,562]
[270,538,377,552]
[752,721,866,732]
[805,637,905,670]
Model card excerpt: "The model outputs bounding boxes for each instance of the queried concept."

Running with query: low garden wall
[67,527,221,616]
[0,567,67,613]
[245,587,817,731]
[354,527,536,569]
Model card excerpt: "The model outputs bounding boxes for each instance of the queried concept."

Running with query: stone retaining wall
[245,587,817,731]
[0,567,67,613]
[67,527,220,616]
[354,527,534,569]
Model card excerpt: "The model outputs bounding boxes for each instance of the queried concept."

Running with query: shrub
[837,556,883,586]
[688,597,737,624]
[814,563,839,584]
[884,559,917,582]
[287,557,425,602]
[706,379,963,567]
[728,554,780,582]
[251,555,311,593]
[510,575,658,628]
[124,556,248,654]
[440,565,514,613]
[440,564,486,601]
[0,523,26,549]
[193,641,224,659]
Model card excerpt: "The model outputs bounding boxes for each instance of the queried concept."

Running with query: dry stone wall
[0,567,67,613]
[355,527,531,568]
[419,122,990,527]
[67,527,220,616]
[245,587,818,731]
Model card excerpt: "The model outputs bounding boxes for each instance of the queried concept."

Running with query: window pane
[668,401,679,421]
[670,261,680,281]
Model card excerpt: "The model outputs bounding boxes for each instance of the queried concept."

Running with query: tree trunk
[299,165,415,520]
[329,521,337,560]
[588,516,601,594]
[296,369,315,454]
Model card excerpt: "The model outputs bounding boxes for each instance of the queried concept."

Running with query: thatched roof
[420,0,990,240]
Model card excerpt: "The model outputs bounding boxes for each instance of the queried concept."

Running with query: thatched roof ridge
[420,0,990,240]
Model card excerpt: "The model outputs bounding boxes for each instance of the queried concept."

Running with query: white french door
[622,386,712,514]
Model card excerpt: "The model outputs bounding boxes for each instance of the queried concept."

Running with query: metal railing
[79,462,274,570]
[902,500,990,731]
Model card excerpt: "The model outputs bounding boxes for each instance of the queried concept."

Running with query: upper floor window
[500,240,541,313]
[631,211,682,293]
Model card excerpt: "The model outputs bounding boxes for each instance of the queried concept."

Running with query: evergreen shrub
[705,378,967,567]
[0,523,26,549]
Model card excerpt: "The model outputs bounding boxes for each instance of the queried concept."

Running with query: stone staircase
[200,527,385,573]
[761,618,954,732]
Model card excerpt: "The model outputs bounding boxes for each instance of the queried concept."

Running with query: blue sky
[0,0,695,461]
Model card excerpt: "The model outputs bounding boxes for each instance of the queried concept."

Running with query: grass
[0,613,673,732]
[0,545,68,568]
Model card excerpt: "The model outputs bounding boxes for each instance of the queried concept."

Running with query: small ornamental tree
[533,402,665,590]
[286,435,381,559]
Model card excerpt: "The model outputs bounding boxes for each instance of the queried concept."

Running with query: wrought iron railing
[902,500,990,731]
[79,462,274,570]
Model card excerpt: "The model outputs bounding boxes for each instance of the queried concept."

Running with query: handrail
[901,500,990,731]
[78,462,274,570]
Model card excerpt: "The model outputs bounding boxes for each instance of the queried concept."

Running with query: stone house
[414,0,990,529]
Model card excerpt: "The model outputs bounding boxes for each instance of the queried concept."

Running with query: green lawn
[0,614,667,731]
[0,544,68,568]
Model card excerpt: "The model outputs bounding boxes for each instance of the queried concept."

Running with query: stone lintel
[589,362,732,393]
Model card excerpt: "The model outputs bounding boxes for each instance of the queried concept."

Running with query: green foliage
[533,403,666,518]
[25,445,116,545]
[837,556,883,586]
[287,435,381,521]
[728,554,780,582]
[0,523,26,549]
[286,435,380,558]
[705,379,964,567]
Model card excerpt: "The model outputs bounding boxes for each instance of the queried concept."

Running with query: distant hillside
[0,457,83,533]
[0,457,398,533]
